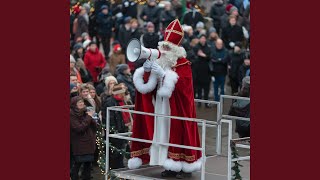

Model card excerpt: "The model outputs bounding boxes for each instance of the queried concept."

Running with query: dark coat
[70,97,97,156]
[182,9,204,29]
[228,99,250,138]
[211,47,229,76]
[116,72,135,104]
[88,13,97,38]
[222,24,244,49]
[130,28,142,40]
[210,3,225,30]
[122,0,138,18]
[95,82,105,96]
[239,64,250,86]
[226,52,245,80]
[118,25,131,51]
[160,10,176,28]
[142,32,159,49]
[75,15,89,39]
[140,5,161,27]
[79,68,93,83]
[96,12,114,37]
[194,42,212,83]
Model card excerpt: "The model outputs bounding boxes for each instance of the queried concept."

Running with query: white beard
[156,50,178,69]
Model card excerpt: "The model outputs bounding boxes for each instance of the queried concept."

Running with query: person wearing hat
[109,44,126,75]
[115,64,135,104]
[207,27,219,52]
[140,0,162,32]
[118,16,132,53]
[84,42,107,86]
[194,22,206,37]
[75,6,89,41]
[142,22,160,49]
[210,0,226,35]
[70,96,97,180]
[182,4,204,29]
[73,43,84,61]
[220,4,234,30]
[228,76,250,138]
[225,42,245,94]
[129,19,202,179]
[96,5,114,59]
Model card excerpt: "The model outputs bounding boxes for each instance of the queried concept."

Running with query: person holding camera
[70,96,97,180]
[84,41,107,87]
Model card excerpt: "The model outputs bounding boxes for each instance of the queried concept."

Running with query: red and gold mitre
[164,19,184,46]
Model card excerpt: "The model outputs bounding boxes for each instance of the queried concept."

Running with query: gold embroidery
[168,152,196,162]
[131,148,150,157]
[173,61,191,68]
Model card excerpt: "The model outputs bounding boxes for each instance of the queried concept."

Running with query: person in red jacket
[84,42,107,86]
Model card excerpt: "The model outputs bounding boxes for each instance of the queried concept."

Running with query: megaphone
[126,38,161,62]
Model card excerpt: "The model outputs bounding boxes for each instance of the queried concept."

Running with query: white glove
[242,26,249,39]
[229,42,235,48]
[151,63,165,78]
[143,60,152,72]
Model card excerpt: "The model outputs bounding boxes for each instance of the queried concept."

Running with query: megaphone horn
[126,38,161,62]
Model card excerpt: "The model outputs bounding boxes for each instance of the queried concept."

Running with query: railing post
[201,120,206,180]
[105,107,110,180]
[226,120,232,180]
[216,102,222,155]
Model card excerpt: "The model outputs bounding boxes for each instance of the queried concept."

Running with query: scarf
[113,95,131,124]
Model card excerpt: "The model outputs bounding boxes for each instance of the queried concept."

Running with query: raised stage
[112,155,250,180]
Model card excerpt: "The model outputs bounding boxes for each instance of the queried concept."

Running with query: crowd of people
[69,0,250,179]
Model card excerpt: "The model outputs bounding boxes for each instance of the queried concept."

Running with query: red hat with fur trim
[164,19,184,46]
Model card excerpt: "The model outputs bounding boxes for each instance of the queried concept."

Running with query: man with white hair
[129,19,202,179]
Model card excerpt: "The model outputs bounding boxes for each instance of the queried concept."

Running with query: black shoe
[161,170,178,177]
[176,171,192,179]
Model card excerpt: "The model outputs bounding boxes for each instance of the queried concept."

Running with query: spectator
[142,22,160,49]
[129,18,141,40]
[118,16,132,53]
[70,83,79,99]
[226,43,244,94]
[109,44,126,75]
[207,27,219,52]
[105,84,129,169]
[75,59,93,84]
[70,73,79,86]
[115,64,135,104]
[96,67,111,96]
[79,84,96,111]
[211,39,229,101]
[230,6,245,28]
[220,4,233,30]
[87,84,101,113]
[171,0,183,20]
[73,43,85,61]
[84,42,107,86]
[122,0,138,18]
[96,5,114,59]
[75,6,89,41]
[194,35,212,108]
[239,52,250,88]
[182,5,204,29]
[221,15,244,49]
[160,2,176,28]
[182,25,194,43]
[140,0,161,31]
[228,76,250,138]
[70,55,82,84]
[194,22,206,37]
[210,0,225,34]
[101,75,118,124]
[70,96,97,180]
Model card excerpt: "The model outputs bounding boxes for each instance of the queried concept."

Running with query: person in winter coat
[142,22,159,49]
[73,43,85,62]
[207,27,219,53]
[109,44,126,75]
[122,0,138,18]
[171,0,183,20]
[238,52,250,88]
[118,16,132,53]
[96,5,114,59]
[228,76,250,138]
[220,4,233,31]
[70,96,97,180]
[221,15,244,49]
[211,39,229,101]
[210,0,226,34]
[84,42,107,86]
[79,84,97,112]
[87,84,102,113]
[95,67,111,96]
[160,2,176,28]
[70,55,82,84]
[128,18,142,72]
[194,35,212,107]
[100,75,118,124]
[140,0,161,31]
[182,5,204,29]
[226,43,244,94]
[75,7,89,41]
[75,59,93,84]
[105,84,129,169]
[115,64,135,104]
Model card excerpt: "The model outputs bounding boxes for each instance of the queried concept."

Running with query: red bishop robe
[129,58,202,172]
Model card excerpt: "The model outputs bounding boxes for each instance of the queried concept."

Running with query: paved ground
[89,82,250,179]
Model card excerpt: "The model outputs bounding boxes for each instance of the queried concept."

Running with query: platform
[112,155,250,180]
